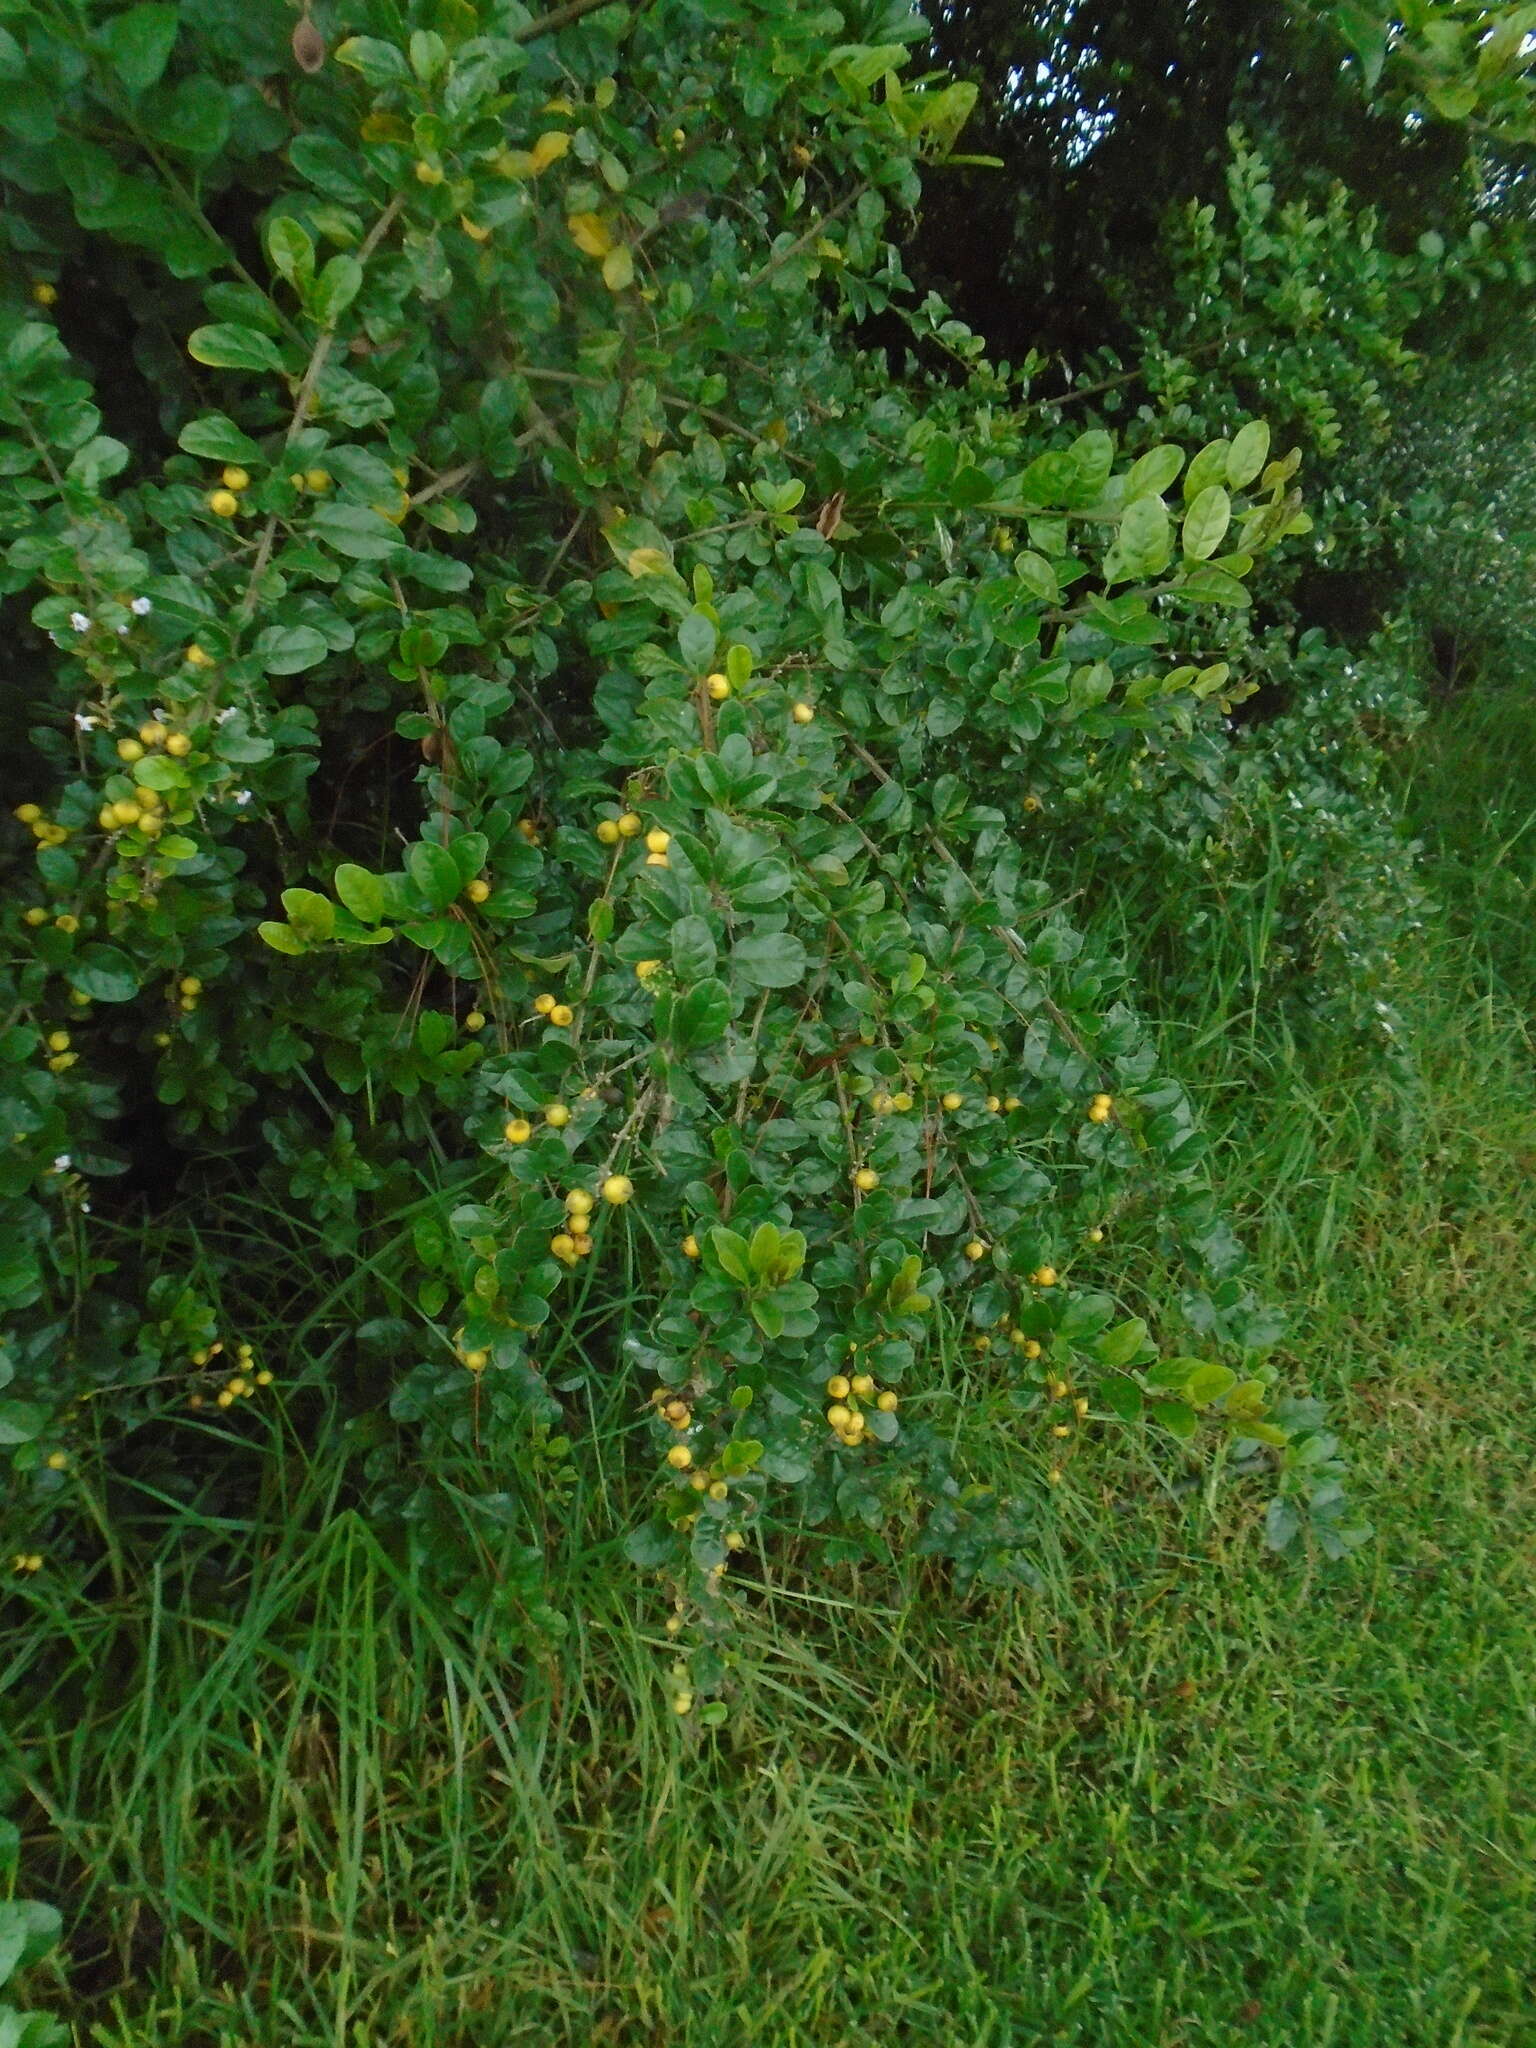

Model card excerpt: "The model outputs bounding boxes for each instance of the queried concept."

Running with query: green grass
[7,684,1536,2047]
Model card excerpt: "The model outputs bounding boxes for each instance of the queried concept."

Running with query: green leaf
[100,3,179,92]
[265,215,315,291]
[1114,494,1172,579]
[280,887,335,942]
[177,413,262,464]
[1149,1398,1199,1440]
[252,624,329,675]
[670,914,717,981]
[312,255,363,326]
[732,932,807,989]
[258,921,309,955]
[672,977,731,1050]
[1186,1361,1238,1405]
[334,863,386,923]
[1124,443,1184,499]
[1182,485,1232,560]
[1225,420,1271,490]
[311,504,405,560]
[65,943,137,1004]
[1012,550,1059,603]
[709,1227,751,1283]
[1183,439,1232,499]
[0,1399,46,1446]
[407,841,462,911]
[187,323,285,374]
[1094,1317,1149,1368]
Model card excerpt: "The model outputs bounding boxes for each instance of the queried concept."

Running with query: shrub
[0,0,1367,1684]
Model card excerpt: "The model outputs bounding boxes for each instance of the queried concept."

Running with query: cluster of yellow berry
[12,801,70,851]
[185,1338,271,1409]
[10,1551,44,1574]
[592,811,672,869]
[502,1100,571,1144]
[40,1027,76,1075]
[92,719,194,846]
[530,989,576,1028]
[824,1367,898,1447]
[1087,1091,1114,1124]
[548,1176,632,1266]
[205,464,253,519]
[171,974,202,1015]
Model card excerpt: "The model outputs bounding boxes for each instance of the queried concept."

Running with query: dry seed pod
[291,11,326,72]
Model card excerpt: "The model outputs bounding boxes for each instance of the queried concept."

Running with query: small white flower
[234,789,254,807]
[69,611,91,633]
[152,706,168,723]
[51,1154,71,1172]
[131,596,152,616]
[214,706,238,725]
[80,1201,91,1214]
[115,624,130,636]
[74,713,99,732]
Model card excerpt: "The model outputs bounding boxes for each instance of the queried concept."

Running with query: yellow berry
[1048,1466,1062,1485]
[986,1095,1001,1113]
[184,643,214,668]
[645,851,670,869]
[24,908,47,926]
[545,1103,570,1128]
[964,1239,986,1261]
[255,1369,274,1386]
[596,818,621,845]
[1004,1096,1021,1111]
[55,915,79,933]
[216,1390,235,1408]
[14,804,42,824]
[666,1445,693,1471]
[602,1174,634,1204]
[1074,1397,1089,1418]
[826,1374,851,1400]
[139,720,167,747]
[635,959,663,981]
[1088,1227,1105,1244]
[568,1211,591,1239]
[503,1117,532,1144]
[644,828,671,854]
[1052,1424,1071,1439]
[117,738,144,763]
[304,469,331,493]
[854,1167,878,1191]
[550,1232,578,1262]
[179,976,202,997]
[207,489,240,518]
[548,1003,574,1027]
[165,733,192,757]
[45,1450,68,1470]
[1033,1266,1058,1287]
[941,1091,963,1111]
[1049,1378,1068,1400]
[1024,795,1042,813]
[533,993,557,1015]
[617,811,643,837]
[220,466,250,492]
[134,787,162,811]
[705,673,730,701]
[681,1233,700,1259]
[1024,1339,1042,1359]
[463,1349,489,1372]
[672,1691,693,1714]
[791,701,814,724]
[566,1188,594,1215]
[850,1373,875,1397]
[32,281,57,306]
[708,1479,728,1501]
[1092,1092,1112,1109]
[892,1091,913,1112]
[414,158,445,185]
[827,1403,852,1430]
[725,1531,746,1552]
[465,878,491,904]
[1088,1103,1111,1124]
[464,1010,486,1031]
[876,1390,898,1412]
[46,1030,70,1052]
